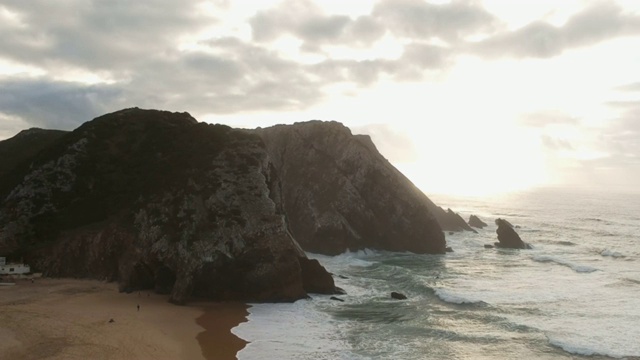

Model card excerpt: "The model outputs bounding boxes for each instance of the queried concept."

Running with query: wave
[495,212,529,218]
[600,249,625,258]
[434,289,488,306]
[532,255,598,273]
[622,278,640,286]
[578,217,605,222]
[556,241,576,246]
[547,335,637,358]
[536,239,576,246]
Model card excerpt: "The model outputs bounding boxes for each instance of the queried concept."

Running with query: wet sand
[0,278,249,360]
[196,302,249,359]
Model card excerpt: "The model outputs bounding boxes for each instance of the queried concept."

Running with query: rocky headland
[0,108,461,304]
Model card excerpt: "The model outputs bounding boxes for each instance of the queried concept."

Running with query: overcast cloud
[2,0,639,133]
[471,2,640,58]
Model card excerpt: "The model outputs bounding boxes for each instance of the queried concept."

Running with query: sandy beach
[0,277,248,360]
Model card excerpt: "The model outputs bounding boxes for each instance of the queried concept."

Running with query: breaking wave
[434,288,488,306]
[532,255,598,273]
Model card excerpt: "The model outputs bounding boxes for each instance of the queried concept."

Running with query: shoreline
[0,277,249,360]
[196,302,250,360]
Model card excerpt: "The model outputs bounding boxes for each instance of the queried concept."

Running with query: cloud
[541,134,574,151]
[520,111,579,128]
[352,124,419,163]
[0,0,461,133]
[471,2,640,58]
[372,0,499,42]
[2,0,640,139]
[573,103,640,175]
[615,82,640,92]
[133,37,327,113]
[250,0,386,47]
[0,36,330,130]
[0,0,212,73]
[0,78,123,129]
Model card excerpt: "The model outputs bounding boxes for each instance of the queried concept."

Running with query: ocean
[233,187,640,359]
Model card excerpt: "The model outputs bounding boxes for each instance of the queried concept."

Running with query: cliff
[0,128,67,183]
[0,109,454,303]
[0,109,334,304]
[255,121,447,255]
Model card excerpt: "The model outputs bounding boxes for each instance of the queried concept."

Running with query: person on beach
[137,304,140,311]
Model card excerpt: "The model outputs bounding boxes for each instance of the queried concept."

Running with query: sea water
[233,187,640,359]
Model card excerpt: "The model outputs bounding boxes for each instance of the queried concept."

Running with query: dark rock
[0,108,313,304]
[0,128,67,183]
[335,286,347,295]
[336,274,349,280]
[448,232,454,235]
[391,292,407,300]
[468,215,488,229]
[500,219,515,228]
[299,258,338,294]
[256,121,447,254]
[431,207,478,233]
[484,244,494,249]
[445,246,454,253]
[330,296,344,302]
[108,318,115,323]
[495,218,531,249]
[0,110,463,304]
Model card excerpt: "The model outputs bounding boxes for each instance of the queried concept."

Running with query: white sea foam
[233,299,362,360]
[532,255,598,273]
[547,331,640,359]
[308,250,376,268]
[434,288,486,305]
[600,249,625,258]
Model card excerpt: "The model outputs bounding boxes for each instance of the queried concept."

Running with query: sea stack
[494,218,531,249]
[468,215,488,229]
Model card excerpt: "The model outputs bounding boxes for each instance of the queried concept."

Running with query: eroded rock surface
[0,110,457,303]
[0,109,333,303]
[256,121,447,255]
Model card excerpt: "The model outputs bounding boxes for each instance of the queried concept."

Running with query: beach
[0,277,248,360]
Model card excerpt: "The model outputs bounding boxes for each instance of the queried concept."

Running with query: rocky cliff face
[0,109,456,303]
[255,121,447,255]
[0,108,335,304]
[0,128,67,185]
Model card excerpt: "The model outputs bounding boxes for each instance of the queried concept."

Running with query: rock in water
[468,215,488,229]
[391,292,407,300]
[495,218,530,249]
[256,121,446,255]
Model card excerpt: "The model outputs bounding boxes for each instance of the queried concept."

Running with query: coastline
[196,302,250,360]
[0,278,249,360]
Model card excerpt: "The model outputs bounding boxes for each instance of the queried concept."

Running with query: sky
[1,0,639,196]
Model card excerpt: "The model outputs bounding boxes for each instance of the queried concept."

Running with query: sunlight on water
[236,188,640,359]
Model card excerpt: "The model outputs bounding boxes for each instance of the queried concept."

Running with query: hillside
[0,108,456,303]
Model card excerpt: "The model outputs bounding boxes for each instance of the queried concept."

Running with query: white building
[0,257,31,275]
